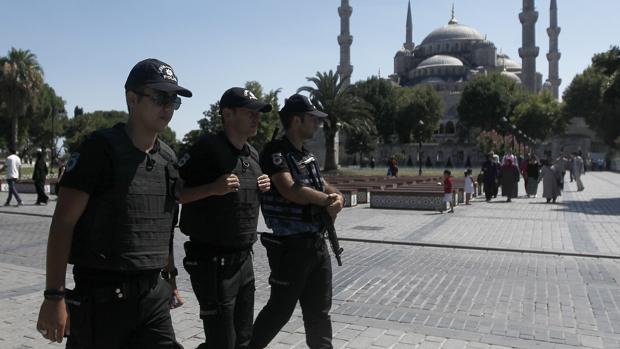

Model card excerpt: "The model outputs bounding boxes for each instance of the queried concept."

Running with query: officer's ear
[221,107,234,123]
[126,90,139,111]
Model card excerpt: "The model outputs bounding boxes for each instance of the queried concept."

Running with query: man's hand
[325,193,344,222]
[170,287,184,309]
[212,173,240,196]
[36,298,70,343]
[257,174,271,193]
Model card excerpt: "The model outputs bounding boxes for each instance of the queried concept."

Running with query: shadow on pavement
[551,197,620,216]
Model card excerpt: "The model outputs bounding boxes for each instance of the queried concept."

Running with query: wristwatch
[43,288,65,301]
[161,267,179,280]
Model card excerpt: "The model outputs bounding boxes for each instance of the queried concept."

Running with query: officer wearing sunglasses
[36,58,191,348]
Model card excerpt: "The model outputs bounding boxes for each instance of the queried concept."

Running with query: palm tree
[0,48,44,150]
[298,70,373,171]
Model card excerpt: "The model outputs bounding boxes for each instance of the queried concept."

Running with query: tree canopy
[457,72,521,132]
[298,70,373,170]
[563,46,620,149]
[0,48,44,150]
[396,85,443,143]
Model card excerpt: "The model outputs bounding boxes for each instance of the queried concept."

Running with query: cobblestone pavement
[1,171,619,348]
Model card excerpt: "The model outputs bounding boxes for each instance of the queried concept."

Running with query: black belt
[184,241,252,266]
[263,232,324,249]
[74,271,161,301]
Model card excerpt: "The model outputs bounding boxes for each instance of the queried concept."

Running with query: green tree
[458,72,521,132]
[512,91,564,141]
[350,76,399,142]
[396,86,443,143]
[564,46,620,148]
[0,48,44,150]
[298,70,373,170]
[27,84,68,164]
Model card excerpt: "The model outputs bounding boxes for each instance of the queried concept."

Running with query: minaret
[546,0,561,99]
[337,0,353,87]
[404,0,414,50]
[519,0,539,93]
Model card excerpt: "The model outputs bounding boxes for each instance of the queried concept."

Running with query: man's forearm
[45,222,74,290]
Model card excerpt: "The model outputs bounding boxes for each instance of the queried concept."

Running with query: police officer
[36,58,191,348]
[177,87,272,349]
[250,94,344,349]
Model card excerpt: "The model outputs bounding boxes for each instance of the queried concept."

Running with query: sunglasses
[134,90,182,110]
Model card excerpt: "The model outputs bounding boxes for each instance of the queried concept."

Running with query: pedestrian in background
[3,148,23,207]
[464,168,474,205]
[540,159,561,203]
[572,152,586,191]
[525,155,541,198]
[441,169,454,213]
[500,158,519,202]
[33,149,49,205]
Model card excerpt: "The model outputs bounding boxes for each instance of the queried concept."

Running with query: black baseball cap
[279,94,328,118]
[219,87,272,113]
[125,58,192,97]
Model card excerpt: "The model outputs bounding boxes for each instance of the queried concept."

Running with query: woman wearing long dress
[526,156,541,197]
[539,160,561,203]
[500,158,520,202]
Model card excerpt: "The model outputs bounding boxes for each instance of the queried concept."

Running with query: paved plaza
[1,171,619,348]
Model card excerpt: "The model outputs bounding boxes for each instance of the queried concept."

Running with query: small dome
[501,71,522,84]
[497,54,521,72]
[417,55,463,69]
[421,23,485,46]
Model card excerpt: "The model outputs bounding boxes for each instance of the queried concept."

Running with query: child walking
[442,169,454,213]
[464,168,474,205]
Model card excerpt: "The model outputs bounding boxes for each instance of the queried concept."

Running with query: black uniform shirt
[179,132,261,247]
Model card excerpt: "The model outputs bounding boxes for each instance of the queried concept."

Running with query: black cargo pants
[65,272,182,349]
[183,241,255,349]
[250,233,333,349]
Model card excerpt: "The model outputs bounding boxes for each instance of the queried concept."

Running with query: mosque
[308,1,605,168]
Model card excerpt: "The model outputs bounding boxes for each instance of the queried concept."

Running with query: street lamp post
[500,117,509,155]
[416,120,425,176]
[511,124,517,153]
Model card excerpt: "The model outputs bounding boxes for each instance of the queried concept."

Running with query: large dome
[417,55,463,69]
[421,23,485,46]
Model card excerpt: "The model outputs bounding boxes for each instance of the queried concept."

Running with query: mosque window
[439,124,445,134]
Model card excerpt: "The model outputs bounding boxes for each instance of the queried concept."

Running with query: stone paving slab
[1,172,619,348]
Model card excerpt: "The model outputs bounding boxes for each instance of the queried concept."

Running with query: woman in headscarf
[539,159,561,203]
[500,158,520,202]
[525,155,541,197]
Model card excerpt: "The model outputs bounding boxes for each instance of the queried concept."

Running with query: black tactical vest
[69,126,178,271]
[261,139,324,234]
[180,135,260,249]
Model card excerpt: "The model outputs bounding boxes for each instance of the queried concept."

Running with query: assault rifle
[321,209,343,266]
[299,155,344,266]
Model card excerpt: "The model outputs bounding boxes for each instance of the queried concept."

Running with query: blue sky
[2,0,619,140]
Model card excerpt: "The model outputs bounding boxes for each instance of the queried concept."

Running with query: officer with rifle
[250,94,344,349]
[36,58,191,348]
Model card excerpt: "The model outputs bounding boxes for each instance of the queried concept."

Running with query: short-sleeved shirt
[443,176,453,193]
[5,154,21,180]
[59,132,113,195]
[259,137,323,236]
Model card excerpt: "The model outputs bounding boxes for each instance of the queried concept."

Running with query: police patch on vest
[65,153,80,173]
[177,153,190,167]
[272,153,283,166]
